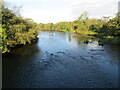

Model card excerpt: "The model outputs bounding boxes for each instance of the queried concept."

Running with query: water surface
[3,31,119,88]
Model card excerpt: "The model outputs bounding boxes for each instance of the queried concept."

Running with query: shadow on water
[2,43,42,87]
[2,31,119,88]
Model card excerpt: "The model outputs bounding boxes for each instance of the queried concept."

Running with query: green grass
[61,29,67,32]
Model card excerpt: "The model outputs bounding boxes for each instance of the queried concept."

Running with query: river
[2,31,119,88]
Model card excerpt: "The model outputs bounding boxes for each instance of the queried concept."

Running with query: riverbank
[62,30,120,46]
[1,3,40,53]
[40,30,120,46]
[2,38,39,54]
[98,37,120,45]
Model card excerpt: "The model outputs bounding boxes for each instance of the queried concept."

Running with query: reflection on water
[2,31,119,88]
[10,43,41,56]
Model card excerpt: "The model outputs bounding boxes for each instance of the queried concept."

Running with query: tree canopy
[1,2,40,53]
[39,11,120,39]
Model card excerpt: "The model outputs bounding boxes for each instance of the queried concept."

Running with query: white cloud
[70,0,119,18]
[4,0,120,23]
[23,8,73,24]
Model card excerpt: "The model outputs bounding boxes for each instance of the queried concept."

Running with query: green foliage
[92,12,120,39]
[61,29,67,32]
[1,3,40,53]
[39,11,119,45]
[89,24,100,31]
[0,25,9,53]
[39,12,103,35]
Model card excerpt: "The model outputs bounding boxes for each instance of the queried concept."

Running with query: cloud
[5,0,120,23]
[5,0,70,3]
[23,8,73,24]
[70,0,119,18]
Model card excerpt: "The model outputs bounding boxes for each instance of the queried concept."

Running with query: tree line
[39,12,120,44]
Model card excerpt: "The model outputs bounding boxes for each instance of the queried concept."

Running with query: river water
[2,31,119,88]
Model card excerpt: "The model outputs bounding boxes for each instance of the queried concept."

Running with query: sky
[5,0,119,24]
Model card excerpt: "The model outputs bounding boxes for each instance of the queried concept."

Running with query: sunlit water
[3,31,119,88]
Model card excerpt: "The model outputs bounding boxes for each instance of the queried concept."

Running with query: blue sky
[5,0,119,24]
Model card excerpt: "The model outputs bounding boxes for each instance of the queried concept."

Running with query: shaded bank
[98,38,120,46]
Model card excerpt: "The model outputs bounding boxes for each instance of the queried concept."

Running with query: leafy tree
[1,2,40,53]
[39,11,120,43]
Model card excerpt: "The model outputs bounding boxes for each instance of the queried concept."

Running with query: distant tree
[78,11,89,21]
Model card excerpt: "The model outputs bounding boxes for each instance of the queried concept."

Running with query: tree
[1,2,39,53]
[78,11,89,21]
